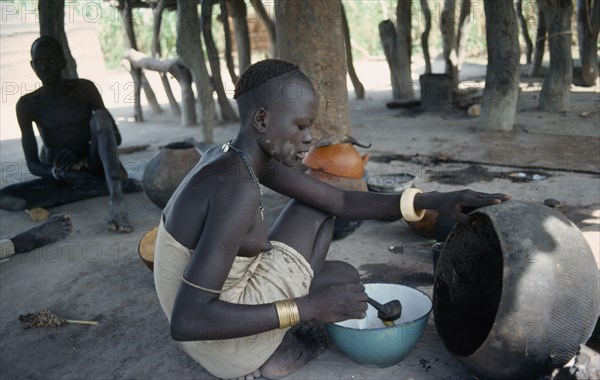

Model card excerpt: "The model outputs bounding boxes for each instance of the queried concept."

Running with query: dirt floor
[1,11,599,380]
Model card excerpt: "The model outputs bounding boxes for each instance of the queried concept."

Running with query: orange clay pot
[302,143,369,179]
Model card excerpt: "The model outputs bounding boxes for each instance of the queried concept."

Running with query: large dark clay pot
[143,141,201,208]
[433,200,599,380]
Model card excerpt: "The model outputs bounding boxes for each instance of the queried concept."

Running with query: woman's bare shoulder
[166,147,258,216]
[163,150,259,248]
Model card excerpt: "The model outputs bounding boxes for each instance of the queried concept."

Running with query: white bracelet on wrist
[400,188,425,222]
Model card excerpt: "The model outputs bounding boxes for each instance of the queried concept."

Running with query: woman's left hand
[415,190,510,225]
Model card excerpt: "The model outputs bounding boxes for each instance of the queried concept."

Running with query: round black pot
[433,200,599,379]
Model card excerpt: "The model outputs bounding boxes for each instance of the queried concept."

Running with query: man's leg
[0,178,107,211]
[9,213,72,253]
[88,109,133,232]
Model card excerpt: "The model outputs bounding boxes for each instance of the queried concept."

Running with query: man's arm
[16,97,54,179]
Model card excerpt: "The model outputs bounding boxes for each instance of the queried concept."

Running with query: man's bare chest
[34,94,92,133]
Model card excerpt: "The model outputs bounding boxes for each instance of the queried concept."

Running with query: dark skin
[9,213,72,254]
[165,79,510,379]
[0,40,140,232]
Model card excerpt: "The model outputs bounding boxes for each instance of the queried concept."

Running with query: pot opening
[433,213,503,356]
[165,141,195,150]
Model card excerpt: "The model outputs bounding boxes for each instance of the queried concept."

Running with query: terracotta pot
[433,200,600,379]
[303,143,369,179]
[406,209,439,238]
[143,141,201,209]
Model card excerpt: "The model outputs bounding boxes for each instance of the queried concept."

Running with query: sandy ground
[1,8,599,380]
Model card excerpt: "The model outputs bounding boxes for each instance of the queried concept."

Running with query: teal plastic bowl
[325,283,432,367]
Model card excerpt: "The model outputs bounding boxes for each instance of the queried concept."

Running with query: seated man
[0,36,141,232]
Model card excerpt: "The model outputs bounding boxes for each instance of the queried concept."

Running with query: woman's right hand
[302,283,368,324]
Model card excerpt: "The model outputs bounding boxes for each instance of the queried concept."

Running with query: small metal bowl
[366,173,416,193]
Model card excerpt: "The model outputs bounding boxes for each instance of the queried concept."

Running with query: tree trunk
[152,0,165,57]
[126,49,196,125]
[441,0,458,83]
[159,72,180,116]
[140,75,163,114]
[538,0,573,112]
[152,0,181,117]
[170,63,197,127]
[379,1,414,100]
[140,75,163,112]
[379,20,397,93]
[477,0,520,132]
[152,0,177,57]
[456,0,471,71]
[276,1,350,140]
[119,0,162,119]
[201,0,239,122]
[341,3,365,100]
[38,0,78,78]
[420,0,432,74]
[120,2,143,121]
[124,49,184,118]
[395,0,412,95]
[177,0,217,141]
[529,5,546,77]
[220,0,239,84]
[126,50,176,72]
[577,0,600,86]
[250,0,277,58]
[121,59,144,122]
[121,0,138,50]
[230,0,251,73]
[516,0,534,63]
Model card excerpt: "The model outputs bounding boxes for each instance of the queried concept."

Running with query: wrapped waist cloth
[153,218,314,378]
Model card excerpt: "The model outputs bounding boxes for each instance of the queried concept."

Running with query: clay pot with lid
[303,142,369,179]
[433,200,599,379]
[142,141,202,209]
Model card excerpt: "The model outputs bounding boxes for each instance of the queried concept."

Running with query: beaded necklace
[222,140,264,221]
